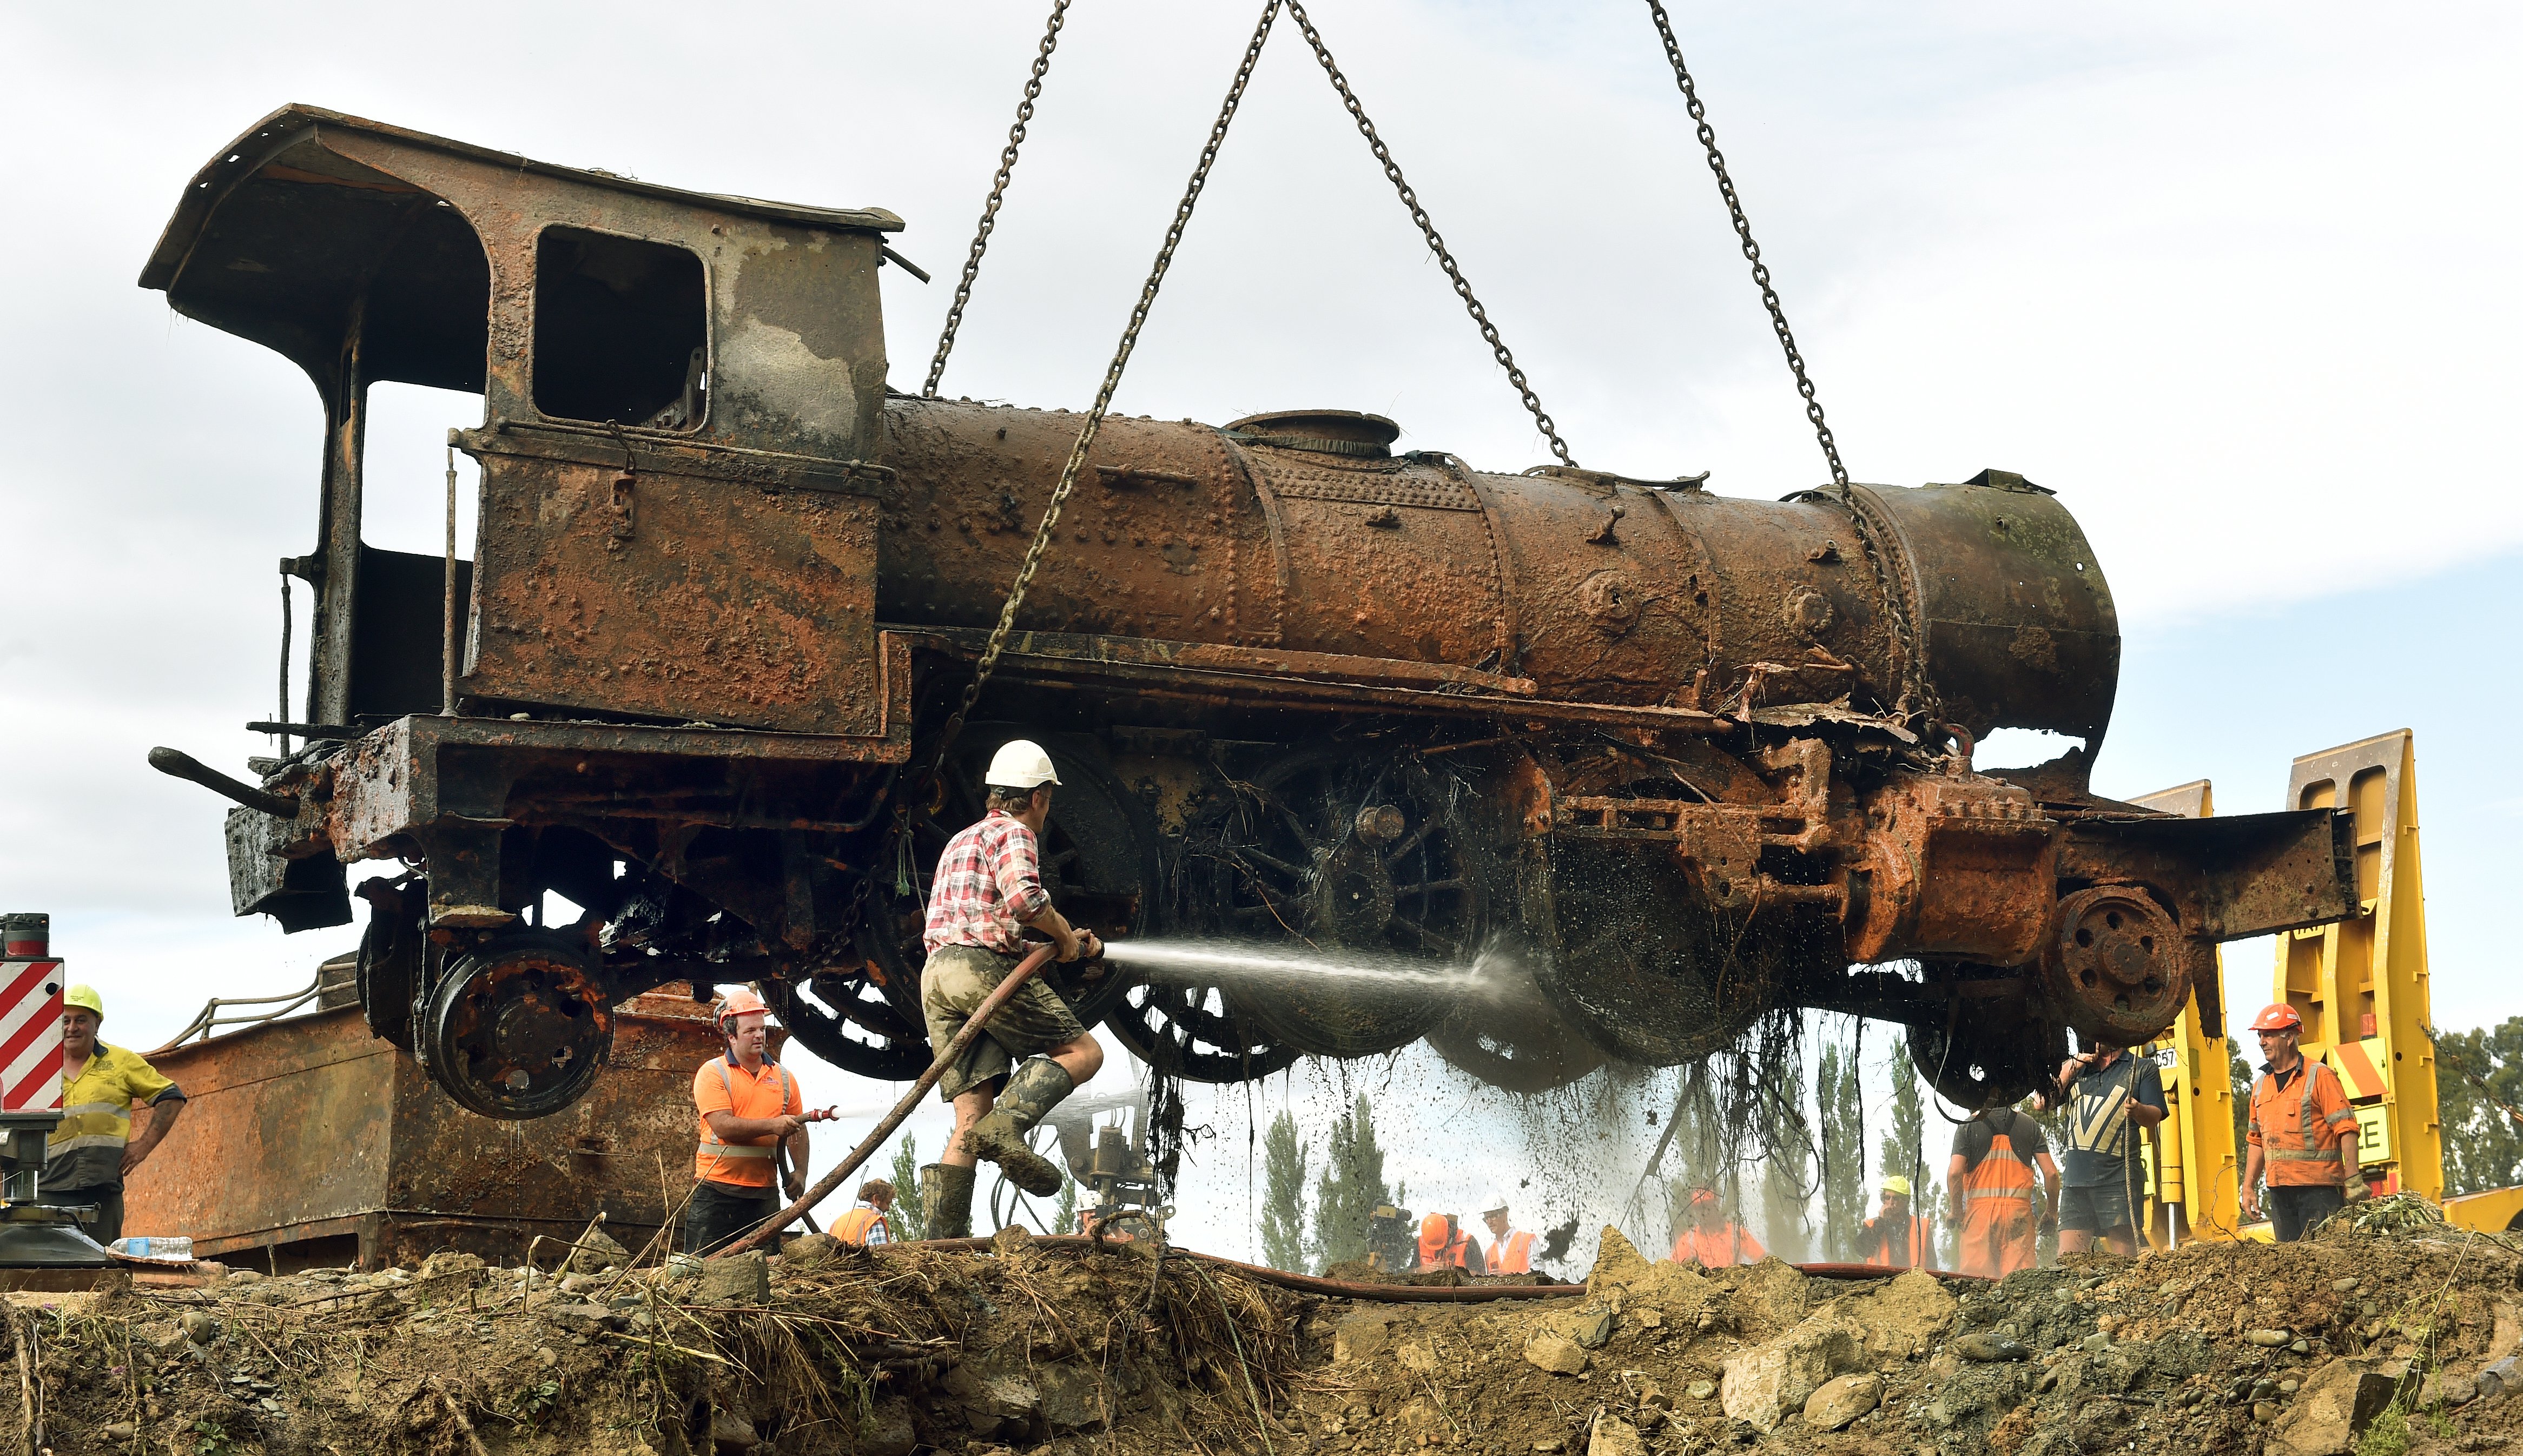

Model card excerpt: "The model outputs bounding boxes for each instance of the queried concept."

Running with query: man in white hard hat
[1480,1192,1536,1274]
[917,739,1105,1239]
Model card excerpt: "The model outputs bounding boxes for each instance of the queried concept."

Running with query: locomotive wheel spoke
[1379,819,1435,865]
[1231,846,1312,883]
[1394,877,1464,897]
[1391,918,1461,956]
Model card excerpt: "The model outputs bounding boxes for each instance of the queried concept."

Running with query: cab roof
[140,103,901,295]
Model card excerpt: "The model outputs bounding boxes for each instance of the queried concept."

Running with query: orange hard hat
[2249,1003,2303,1033]
[715,987,772,1025]
[1688,1188,1720,1207]
[1420,1212,1450,1239]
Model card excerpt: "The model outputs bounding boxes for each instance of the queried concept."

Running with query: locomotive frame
[143,106,2353,1117]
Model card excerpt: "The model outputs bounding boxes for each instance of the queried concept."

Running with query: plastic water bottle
[109,1236,193,1261]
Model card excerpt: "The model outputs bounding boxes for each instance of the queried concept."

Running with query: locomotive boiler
[141,106,2353,1119]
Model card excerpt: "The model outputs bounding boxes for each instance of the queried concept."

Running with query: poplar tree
[1883,1054,1939,1256]
[1759,1054,1814,1262]
[1259,1108,1310,1271]
[887,1132,925,1242]
[1817,1042,1867,1259]
[1310,1094,1392,1273]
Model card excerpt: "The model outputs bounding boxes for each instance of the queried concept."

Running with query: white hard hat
[1482,1190,1510,1215]
[984,739,1063,790]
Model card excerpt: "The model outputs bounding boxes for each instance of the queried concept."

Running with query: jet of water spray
[1100,936,1527,1007]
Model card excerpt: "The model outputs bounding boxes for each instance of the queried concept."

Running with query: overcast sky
[3,2,2517,1259]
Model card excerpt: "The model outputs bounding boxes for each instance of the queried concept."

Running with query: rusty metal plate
[1256,459,1483,512]
[122,997,725,1266]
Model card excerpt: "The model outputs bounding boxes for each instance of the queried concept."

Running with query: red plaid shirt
[922,811,1052,955]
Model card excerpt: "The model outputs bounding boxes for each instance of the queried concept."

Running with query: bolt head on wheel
[422,932,613,1119]
[2043,886,2188,1047]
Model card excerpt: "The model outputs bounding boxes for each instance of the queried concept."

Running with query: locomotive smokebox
[140,106,2354,1116]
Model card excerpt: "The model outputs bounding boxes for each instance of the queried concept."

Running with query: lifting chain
[850,0,1287,932]
[1286,0,1579,469]
[1842,492,1937,726]
[922,0,1073,400]
[1643,0,1849,496]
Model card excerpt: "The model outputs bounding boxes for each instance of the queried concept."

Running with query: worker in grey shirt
[2036,1041,2165,1257]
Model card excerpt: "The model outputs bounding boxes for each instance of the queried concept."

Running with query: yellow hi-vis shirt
[46,1044,181,1193]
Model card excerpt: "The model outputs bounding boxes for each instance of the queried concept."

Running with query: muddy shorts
[2059,1178,2138,1235]
[922,944,1086,1102]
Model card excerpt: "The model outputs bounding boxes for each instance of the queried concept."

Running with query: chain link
[853,0,1288,937]
[1284,0,1578,469]
[1643,0,1849,495]
[956,0,1280,720]
[1841,494,1936,724]
[922,0,1073,400]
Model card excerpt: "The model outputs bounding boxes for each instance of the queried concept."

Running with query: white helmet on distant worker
[1482,1189,1511,1215]
[984,739,1063,790]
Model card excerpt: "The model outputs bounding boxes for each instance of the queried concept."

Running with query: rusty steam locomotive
[141,107,2351,1119]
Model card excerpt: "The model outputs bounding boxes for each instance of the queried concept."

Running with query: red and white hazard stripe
[0,959,63,1114]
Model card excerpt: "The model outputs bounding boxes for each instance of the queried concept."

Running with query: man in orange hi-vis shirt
[2240,1003,2368,1240]
[1670,1188,1766,1266]
[686,988,829,1255]
[1946,1105,2058,1278]
[1417,1212,1484,1273]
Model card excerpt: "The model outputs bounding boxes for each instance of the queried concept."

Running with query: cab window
[533,226,706,428]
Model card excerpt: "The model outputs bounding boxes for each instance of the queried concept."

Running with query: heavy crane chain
[854,0,1287,930]
[1284,0,1579,469]
[922,0,1073,400]
[1642,0,1849,496]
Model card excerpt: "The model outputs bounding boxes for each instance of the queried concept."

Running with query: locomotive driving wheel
[1186,747,1488,1058]
[1533,841,1787,1066]
[1101,981,1302,1083]
[420,930,614,1120]
[1426,997,1607,1094]
[1905,970,2068,1110]
[761,922,935,1082]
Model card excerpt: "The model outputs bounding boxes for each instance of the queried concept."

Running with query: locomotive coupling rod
[715,941,1062,1258]
[147,746,299,819]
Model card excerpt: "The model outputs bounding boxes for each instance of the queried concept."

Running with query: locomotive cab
[143,106,2357,1120]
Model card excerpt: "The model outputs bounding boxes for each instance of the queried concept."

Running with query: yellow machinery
[2138,730,2523,1239]
[2126,780,2244,1243]
[2277,730,2443,1203]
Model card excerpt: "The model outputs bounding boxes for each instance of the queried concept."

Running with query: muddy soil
[5,1204,2516,1456]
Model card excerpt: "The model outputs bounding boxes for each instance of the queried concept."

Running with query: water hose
[897,1235,1989,1299]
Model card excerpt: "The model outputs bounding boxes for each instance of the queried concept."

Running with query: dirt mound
[1288,1206,2523,1456]
[3,1232,1299,1456]
[6,1202,2518,1456]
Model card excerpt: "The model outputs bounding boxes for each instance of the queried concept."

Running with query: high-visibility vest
[696,1057,794,1186]
[1417,1220,1479,1271]
[2251,1059,2356,1185]
[1961,1128,2036,1206]
[833,1204,890,1247]
[1487,1228,1536,1274]
[1671,1223,1766,1267]
[1861,1210,1933,1269]
[49,1044,178,1179]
